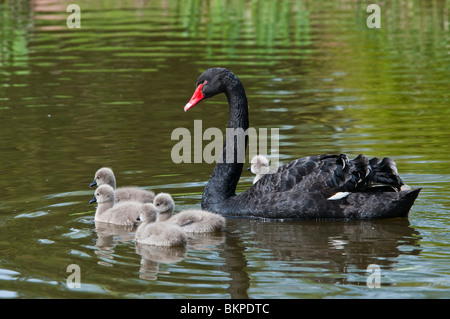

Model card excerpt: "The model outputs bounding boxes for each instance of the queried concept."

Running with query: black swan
[183,68,421,219]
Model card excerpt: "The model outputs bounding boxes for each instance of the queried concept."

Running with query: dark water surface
[0,0,449,298]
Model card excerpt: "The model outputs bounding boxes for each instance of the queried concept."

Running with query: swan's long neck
[202,79,249,209]
[157,207,173,222]
[96,201,113,215]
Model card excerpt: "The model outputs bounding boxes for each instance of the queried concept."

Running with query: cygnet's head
[90,167,116,188]
[90,184,115,204]
[153,193,175,215]
[137,203,158,223]
[250,155,270,175]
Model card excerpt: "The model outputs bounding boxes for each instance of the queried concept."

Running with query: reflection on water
[223,218,422,298]
[89,217,423,298]
[0,0,449,298]
[136,245,187,281]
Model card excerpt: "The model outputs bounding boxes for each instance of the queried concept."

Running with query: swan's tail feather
[332,154,406,194]
[354,155,405,191]
[370,157,404,189]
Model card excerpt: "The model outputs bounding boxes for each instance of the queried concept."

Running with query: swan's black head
[184,68,237,112]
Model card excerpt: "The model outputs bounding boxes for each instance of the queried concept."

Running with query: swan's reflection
[94,220,187,276]
[94,221,137,266]
[186,232,225,250]
[135,232,225,280]
[220,217,422,297]
[94,221,135,251]
[94,220,227,279]
[135,243,187,280]
[244,218,421,268]
[93,217,421,293]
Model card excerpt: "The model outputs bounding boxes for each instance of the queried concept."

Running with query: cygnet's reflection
[94,219,226,280]
[94,221,136,251]
[93,221,137,267]
[135,232,226,280]
[135,243,187,280]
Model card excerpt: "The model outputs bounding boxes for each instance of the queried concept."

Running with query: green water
[0,0,449,299]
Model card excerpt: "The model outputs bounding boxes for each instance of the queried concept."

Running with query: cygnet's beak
[89,179,97,188]
[247,166,251,171]
[89,196,97,204]
[136,216,141,221]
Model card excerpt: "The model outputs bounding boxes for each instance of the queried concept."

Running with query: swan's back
[104,201,150,226]
[169,209,225,233]
[115,187,155,203]
[253,154,403,195]
[136,222,187,247]
[153,192,225,233]
[211,154,421,219]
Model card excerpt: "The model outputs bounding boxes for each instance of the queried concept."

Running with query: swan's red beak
[184,83,204,112]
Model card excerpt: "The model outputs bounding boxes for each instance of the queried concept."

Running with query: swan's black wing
[251,154,405,197]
